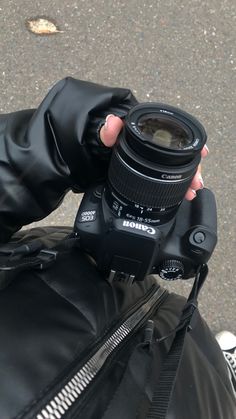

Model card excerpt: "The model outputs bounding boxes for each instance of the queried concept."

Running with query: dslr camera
[74,103,217,284]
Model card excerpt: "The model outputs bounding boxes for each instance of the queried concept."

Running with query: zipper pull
[144,320,154,348]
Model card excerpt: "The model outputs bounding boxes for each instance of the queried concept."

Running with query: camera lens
[105,103,206,225]
[137,114,192,150]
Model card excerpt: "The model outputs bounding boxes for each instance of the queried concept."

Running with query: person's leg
[216,331,236,397]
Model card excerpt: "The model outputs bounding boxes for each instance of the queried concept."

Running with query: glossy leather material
[0,78,137,243]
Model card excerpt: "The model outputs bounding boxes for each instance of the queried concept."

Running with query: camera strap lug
[36,249,58,270]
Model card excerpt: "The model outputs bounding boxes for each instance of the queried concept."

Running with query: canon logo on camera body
[123,220,156,235]
[161,174,182,180]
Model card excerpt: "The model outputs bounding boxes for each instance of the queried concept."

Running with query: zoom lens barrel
[106,103,206,225]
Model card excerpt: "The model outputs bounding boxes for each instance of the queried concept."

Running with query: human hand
[100,114,209,201]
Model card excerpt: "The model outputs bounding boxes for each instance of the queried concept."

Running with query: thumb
[100,114,124,147]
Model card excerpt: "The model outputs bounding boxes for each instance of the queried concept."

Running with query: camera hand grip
[191,188,217,233]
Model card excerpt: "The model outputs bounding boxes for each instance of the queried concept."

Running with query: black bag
[0,227,235,419]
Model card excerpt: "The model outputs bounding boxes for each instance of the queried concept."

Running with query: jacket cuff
[28,77,138,190]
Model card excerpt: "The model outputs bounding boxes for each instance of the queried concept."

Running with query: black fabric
[0,228,235,419]
[0,78,137,243]
[0,227,159,419]
[101,342,153,419]
[0,230,78,290]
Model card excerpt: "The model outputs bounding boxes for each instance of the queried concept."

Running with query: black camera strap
[147,264,208,419]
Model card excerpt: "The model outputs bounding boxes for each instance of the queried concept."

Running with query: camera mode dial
[159,260,184,280]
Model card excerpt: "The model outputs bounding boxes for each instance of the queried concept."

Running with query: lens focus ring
[108,152,194,208]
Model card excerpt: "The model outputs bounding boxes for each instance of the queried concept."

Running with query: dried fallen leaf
[26,17,63,35]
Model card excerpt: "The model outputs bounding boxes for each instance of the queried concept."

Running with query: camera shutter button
[159,260,184,280]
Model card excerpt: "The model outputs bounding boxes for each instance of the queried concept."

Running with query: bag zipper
[36,287,167,419]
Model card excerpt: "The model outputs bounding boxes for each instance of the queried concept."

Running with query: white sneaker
[216,331,236,397]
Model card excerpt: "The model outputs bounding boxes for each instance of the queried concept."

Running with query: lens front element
[137,114,192,150]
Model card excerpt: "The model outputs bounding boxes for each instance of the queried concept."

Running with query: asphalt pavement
[0,0,235,332]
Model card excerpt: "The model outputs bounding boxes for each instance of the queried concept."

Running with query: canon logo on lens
[161,174,182,180]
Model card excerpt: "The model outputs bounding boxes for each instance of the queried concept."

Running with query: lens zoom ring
[108,153,193,208]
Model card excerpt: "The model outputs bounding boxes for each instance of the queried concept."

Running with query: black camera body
[74,186,217,283]
[74,103,217,284]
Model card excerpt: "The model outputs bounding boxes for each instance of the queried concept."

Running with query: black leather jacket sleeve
[0,77,137,243]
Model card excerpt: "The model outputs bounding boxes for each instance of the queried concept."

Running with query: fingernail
[204,145,209,154]
[199,174,204,189]
[191,189,197,197]
[104,114,114,130]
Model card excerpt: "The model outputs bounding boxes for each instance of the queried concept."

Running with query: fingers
[185,188,197,200]
[201,144,209,158]
[185,165,203,201]
[190,165,204,190]
[185,144,209,201]
[100,114,124,147]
